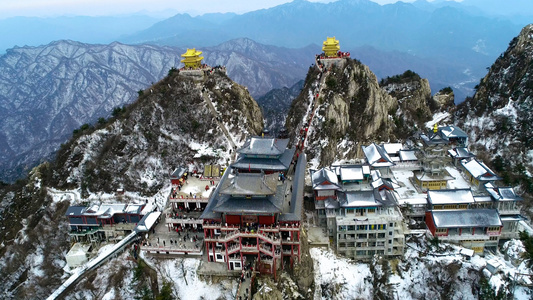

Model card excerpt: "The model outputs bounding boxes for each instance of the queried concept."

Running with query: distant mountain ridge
[0,38,312,182]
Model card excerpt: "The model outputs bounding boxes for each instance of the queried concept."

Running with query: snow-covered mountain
[0,69,262,299]
[0,38,311,182]
[455,24,533,197]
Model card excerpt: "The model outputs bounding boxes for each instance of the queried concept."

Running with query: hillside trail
[198,84,236,152]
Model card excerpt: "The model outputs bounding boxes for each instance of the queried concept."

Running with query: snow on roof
[473,196,493,203]
[135,211,161,232]
[311,168,340,190]
[399,150,418,161]
[448,147,475,159]
[459,248,475,257]
[171,166,187,179]
[439,125,468,139]
[431,209,501,228]
[362,165,370,175]
[382,143,403,155]
[461,159,501,181]
[362,143,394,167]
[427,189,475,205]
[219,172,277,196]
[398,198,428,206]
[338,191,379,207]
[339,167,364,181]
[66,243,91,257]
[485,185,522,202]
[237,136,289,156]
[67,203,145,219]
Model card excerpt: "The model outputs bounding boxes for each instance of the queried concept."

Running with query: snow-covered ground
[311,238,533,300]
[311,248,372,299]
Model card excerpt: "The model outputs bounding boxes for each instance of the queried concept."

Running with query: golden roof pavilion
[322,37,340,57]
[181,48,204,69]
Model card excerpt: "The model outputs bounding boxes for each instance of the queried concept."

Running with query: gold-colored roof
[323,37,339,47]
[181,48,203,58]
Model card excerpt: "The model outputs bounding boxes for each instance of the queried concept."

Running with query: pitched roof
[427,189,475,205]
[448,147,475,159]
[218,172,277,196]
[339,166,364,181]
[382,143,403,155]
[461,159,501,181]
[338,191,379,208]
[237,137,290,156]
[311,168,341,190]
[170,166,187,179]
[439,125,468,139]
[399,150,418,161]
[232,147,295,171]
[485,185,523,202]
[430,209,501,228]
[362,143,394,167]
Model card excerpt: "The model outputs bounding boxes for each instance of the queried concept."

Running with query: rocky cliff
[53,69,262,194]
[285,59,435,167]
[455,24,533,195]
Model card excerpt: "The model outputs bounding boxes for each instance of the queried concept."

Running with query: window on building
[339,225,347,232]
[356,209,364,216]
[377,241,385,247]
[357,225,368,230]
[348,225,355,231]
[458,204,467,209]
[378,233,385,238]
[489,236,498,241]
[367,208,376,214]
[436,228,447,234]
[369,242,376,247]
[356,250,366,256]
[388,239,392,244]
[377,250,385,254]
[368,233,376,239]
[389,231,393,236]
[487,226,500,232]
[357,233,367,239]
[389,223,394,228]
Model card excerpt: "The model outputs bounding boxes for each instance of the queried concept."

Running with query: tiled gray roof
[430,209,501,228]
[232,147,295,171]
[237,137,290,156]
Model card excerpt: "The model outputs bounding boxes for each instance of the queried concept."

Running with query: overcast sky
[0,0,452,19]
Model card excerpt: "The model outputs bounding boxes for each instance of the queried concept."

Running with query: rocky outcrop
[53,70,262,194]
[455,24,533,195]
[285,59,433,167]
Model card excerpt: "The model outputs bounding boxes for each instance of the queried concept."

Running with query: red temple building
[201,136,305,276]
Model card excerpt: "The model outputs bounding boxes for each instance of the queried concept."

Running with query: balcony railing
[166,217,203,225]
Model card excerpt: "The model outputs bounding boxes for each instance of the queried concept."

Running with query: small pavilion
[181,48,204,69]
[322,37,340,57]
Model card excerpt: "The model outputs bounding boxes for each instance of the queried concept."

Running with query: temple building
[181,48,204,69]
[311,164,405,261]
[232,136,296,174]
[201,136,305,277]
[322,37,340,57]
